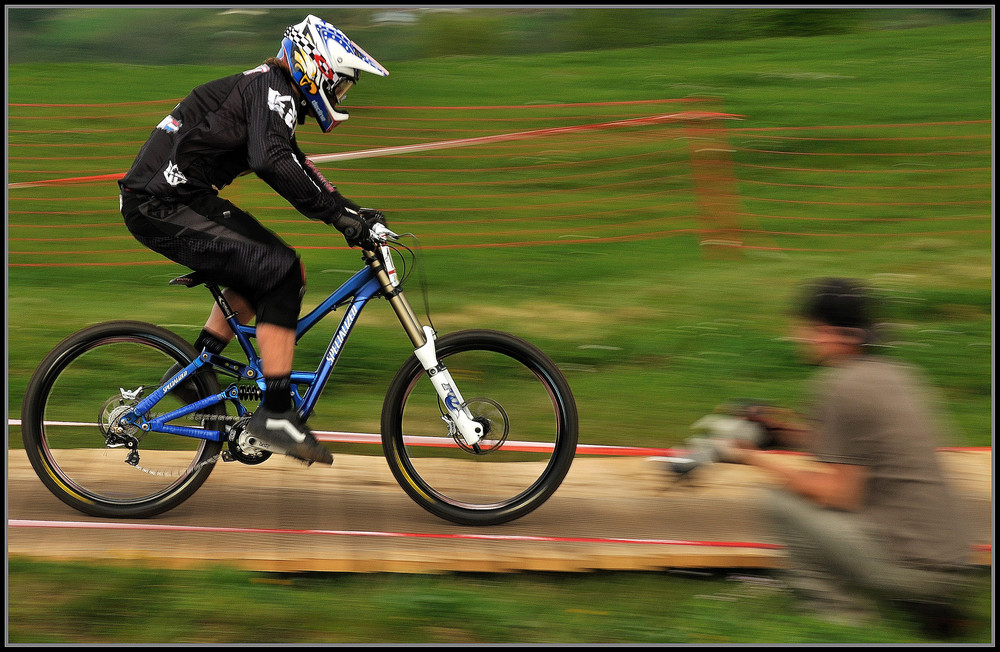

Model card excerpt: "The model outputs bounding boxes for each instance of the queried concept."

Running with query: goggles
[323,74,355,105]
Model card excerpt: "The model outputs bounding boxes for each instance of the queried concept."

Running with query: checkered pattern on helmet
[284,26,315,55]
[285,26,335,81]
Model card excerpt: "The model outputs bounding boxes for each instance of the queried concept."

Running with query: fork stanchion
[364,247,428,348]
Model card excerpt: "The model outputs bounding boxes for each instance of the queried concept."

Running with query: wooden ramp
[7,449,992,573]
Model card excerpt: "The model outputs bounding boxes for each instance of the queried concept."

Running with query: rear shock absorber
[236,385,263,403]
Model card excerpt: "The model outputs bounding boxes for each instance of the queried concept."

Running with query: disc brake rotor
[451,397,509,454]
[98,394,143,443]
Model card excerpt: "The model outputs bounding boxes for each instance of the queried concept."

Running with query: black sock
[263,376,292,412]
[194,329,228,355]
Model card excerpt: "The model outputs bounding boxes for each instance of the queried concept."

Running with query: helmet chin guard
[278,15,388,132]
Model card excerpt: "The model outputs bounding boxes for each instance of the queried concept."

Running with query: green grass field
[7,560,993,644]
[9,20,991,449]
[6,19,993,644]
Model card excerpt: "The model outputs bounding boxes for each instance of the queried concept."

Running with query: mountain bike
[20,225,579,526]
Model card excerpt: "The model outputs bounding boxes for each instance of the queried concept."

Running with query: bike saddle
[169,270,208,288]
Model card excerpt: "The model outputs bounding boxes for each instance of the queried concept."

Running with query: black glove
[358,208,386,228]
[350,208,388,249]
[324,188,388,248]
[324,205,370,249]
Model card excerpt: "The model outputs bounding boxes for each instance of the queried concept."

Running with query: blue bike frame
[123,237,486,449]
[126,261,388,444]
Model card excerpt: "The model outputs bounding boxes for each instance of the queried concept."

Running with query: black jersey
[119,63,343,223]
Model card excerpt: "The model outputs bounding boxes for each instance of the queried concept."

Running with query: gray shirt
[809,355,971,570]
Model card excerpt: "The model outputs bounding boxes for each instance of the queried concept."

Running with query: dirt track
[7,448,992,573]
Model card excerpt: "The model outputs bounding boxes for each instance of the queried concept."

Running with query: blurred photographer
[683,278,973,635]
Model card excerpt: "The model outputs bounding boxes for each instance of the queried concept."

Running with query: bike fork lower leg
[384,285,483,447]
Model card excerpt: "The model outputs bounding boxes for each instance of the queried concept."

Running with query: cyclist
[118,15,389,465]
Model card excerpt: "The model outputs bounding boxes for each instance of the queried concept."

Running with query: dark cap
[797,278,878,335]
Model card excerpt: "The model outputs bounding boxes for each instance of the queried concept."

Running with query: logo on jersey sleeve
[267,87,297,130]
[164,161,187,187]
[156,115,182,133]
[243,64,269,76]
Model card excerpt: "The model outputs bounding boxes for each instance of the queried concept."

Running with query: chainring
[225,415,273,465]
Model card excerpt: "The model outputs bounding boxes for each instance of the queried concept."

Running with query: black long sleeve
[119,63,347,223]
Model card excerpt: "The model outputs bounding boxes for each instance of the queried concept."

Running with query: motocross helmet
[278,15,388,132]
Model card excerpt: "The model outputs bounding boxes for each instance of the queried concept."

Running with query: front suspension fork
[412,325,484,447]
[369,248,484,447]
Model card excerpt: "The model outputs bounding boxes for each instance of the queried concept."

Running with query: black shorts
[121,190,303,328]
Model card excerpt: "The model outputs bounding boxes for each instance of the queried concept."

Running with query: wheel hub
[451,397,509,454]
[99,395,142,443]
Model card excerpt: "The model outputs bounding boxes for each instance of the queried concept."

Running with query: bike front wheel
[20,321,225,518]
[382,329,578,526]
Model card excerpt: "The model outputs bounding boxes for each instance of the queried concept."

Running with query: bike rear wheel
[20,321,225,518]
[382,329,578,526]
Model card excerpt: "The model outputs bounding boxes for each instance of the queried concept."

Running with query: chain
[124,412,241,476]
[128,452,223,477]
[185,412,241,423]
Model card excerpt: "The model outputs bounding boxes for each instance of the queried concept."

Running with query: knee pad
[253,259,305,330]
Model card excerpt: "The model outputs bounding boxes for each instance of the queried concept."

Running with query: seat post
[205,282,239,322]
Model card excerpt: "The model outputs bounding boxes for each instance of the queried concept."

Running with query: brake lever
[372,222,399,242]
